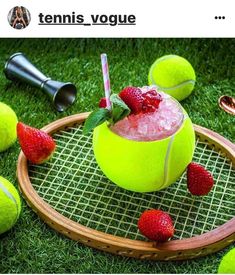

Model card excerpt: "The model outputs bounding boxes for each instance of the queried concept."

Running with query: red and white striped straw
[101,53,111,110]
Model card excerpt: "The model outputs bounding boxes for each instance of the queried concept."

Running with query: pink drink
[110,88,184,141]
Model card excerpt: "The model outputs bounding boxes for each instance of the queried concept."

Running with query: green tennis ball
[148,55,196,101]
[218,248,235,274]
[0,102,18,152]
[93,110,195,192]
[0,176,21,234]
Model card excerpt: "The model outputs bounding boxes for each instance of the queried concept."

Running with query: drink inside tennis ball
[110,88,184,141]
[92,86,195,192]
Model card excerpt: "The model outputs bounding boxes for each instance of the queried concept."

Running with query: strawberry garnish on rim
[17,122,56,164]
[119,86,143,114]
[142,89,162,113]
[119,86,162,115]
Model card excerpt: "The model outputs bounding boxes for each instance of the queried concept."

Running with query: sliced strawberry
[138,209,174,242]
[119,86,143,114]
[99,97,107,108]
[142,90,162,113]
[187,162,214,196]
[17,122,56,164]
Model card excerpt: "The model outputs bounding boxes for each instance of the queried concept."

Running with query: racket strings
[28,124,235,240]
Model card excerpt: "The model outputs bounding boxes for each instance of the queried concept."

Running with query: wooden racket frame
[17,113,235,260]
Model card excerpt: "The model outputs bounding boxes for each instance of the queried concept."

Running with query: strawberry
[119,86,143,114]
[119,86,162,114]
[142,89,162,113]
[17,122,56,164]
[99,97,107,108]
[138,209,174,242]
[187,162,214,196]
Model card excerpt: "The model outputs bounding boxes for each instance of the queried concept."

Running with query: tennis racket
[17,113,235,260]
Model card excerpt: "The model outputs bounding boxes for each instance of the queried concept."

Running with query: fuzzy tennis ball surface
[218,248,235,274]
[0,176,21,234]
[148,55,196,101]
[0,102,18,152]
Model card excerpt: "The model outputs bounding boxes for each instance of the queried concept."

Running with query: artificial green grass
[0,38,234,273]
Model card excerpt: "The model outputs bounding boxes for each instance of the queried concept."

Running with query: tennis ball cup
[218,248,235,274]
[148,55,196,101]
[0,176,21,234]
[93,110,195,193]
[0,102,18,152]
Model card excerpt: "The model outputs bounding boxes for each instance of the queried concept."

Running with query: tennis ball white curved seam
[0,180,19,222]
[162,114,190,189]
[161,134,175,190]
[149,55,195,90]
[153,80,196,91]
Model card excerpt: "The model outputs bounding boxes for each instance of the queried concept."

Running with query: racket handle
[4,52,77,112]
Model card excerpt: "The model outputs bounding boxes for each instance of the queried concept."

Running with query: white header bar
[0,0,234,37]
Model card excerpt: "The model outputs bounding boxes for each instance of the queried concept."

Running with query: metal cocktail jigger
[4,53,77,112]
